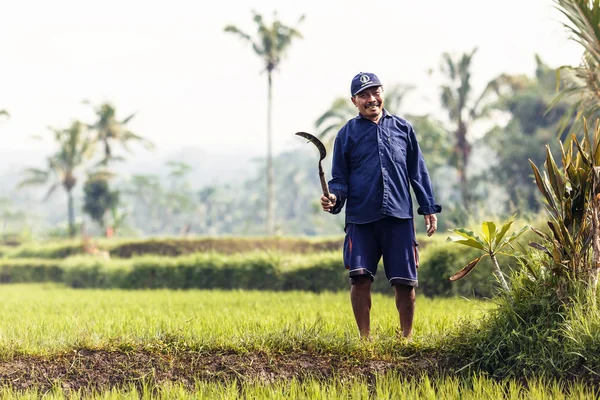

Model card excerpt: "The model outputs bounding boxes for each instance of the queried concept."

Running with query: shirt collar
[356,108,390,120]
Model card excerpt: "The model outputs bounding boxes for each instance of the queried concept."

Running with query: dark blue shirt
[328,109,441,224]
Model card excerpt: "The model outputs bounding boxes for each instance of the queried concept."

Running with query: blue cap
[351,72,382,96]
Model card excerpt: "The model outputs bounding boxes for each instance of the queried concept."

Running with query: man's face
[352,86,384,120]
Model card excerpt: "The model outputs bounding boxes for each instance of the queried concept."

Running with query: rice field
[0,283,594,399]
[0,283,490,356]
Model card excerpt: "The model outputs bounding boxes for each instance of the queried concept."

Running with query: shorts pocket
[343,224,354,270]
[413,239,419,269]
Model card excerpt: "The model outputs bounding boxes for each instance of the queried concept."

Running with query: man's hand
[321,193,337,212]
[425,214,437,236]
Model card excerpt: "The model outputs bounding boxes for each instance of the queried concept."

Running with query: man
[320,72,441,340]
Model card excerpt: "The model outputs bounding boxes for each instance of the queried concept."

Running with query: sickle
[295,132,330,198]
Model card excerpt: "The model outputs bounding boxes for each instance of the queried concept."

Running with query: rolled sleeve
[417,204,442,215]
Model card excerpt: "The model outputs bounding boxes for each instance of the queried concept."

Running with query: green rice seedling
[0,284,491,357]
[0,372,598,399]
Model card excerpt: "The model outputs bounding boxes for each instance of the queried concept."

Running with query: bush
[449,255,600,382]
[4,237,348,259]
[0,244,506,298]
[418,241,515,298]
[4,235,439,259]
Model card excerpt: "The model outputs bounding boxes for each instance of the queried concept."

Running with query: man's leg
[394,284,415,339]
[351,275,372,339]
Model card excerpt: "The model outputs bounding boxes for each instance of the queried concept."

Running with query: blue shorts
[343,217,419,286]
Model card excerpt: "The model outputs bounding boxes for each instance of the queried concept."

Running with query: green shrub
[0,259,64,283]
[0,246,501,298]
[450,255,600,381]
[9,242,83,259]
[418,242,516,298]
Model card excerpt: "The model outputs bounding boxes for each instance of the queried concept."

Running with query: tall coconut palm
[18,121,97,237]
[224,10,304,235]
[439,47,493,210]
[315,84,415,150]
[0,110,9,124]
[552,0,600,134]
[85,101,153,166]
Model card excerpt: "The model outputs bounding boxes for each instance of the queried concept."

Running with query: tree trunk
[266,70,275,235]
[490,253,510,292]
[67,190,75,238]
[456,120,471,211]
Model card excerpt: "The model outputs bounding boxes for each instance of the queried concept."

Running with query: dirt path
[0,349,450,393]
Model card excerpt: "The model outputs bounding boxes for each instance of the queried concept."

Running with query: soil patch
[0,349,451,394]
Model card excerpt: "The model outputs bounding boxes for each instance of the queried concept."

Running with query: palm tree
[314,98,356,150]
[439,47,492,210]
[315,84,414,150]
[18,121,97,237]
[85,101,153,166]
[552,0,600,134]
[224,10,304,235]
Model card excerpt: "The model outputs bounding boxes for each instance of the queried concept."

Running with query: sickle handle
[319,161,330,198]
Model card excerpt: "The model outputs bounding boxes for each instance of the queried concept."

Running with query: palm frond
[552,0,600,132]
[224,25,253,43]
[226,10,303,72]
[440,85,458,121]
[17,168,50,188]
[43,183,60,201]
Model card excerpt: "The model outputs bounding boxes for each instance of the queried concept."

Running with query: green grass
[1,373,596,399]
[0,284,491,357]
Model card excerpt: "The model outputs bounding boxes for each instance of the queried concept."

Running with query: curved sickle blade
[295,132,327,161]
[294,131,330,198]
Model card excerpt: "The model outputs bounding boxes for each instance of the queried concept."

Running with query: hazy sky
[0,0,584,160]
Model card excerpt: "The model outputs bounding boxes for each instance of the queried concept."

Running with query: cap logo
[360,74,371,85]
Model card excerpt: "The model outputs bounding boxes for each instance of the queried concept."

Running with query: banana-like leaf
[449,255,486,281]
[481,221,496,246]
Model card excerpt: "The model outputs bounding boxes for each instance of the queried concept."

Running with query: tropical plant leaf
[494,215,516,247]
[449,255,486,281]
[481,221,497,246]
[445,237,486,251]
[530,226,552,241]
[529,159,559,212]
[446,228,486,250]
[572,133,593,167]
[446,228,481,241]
[545,145,566,200]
